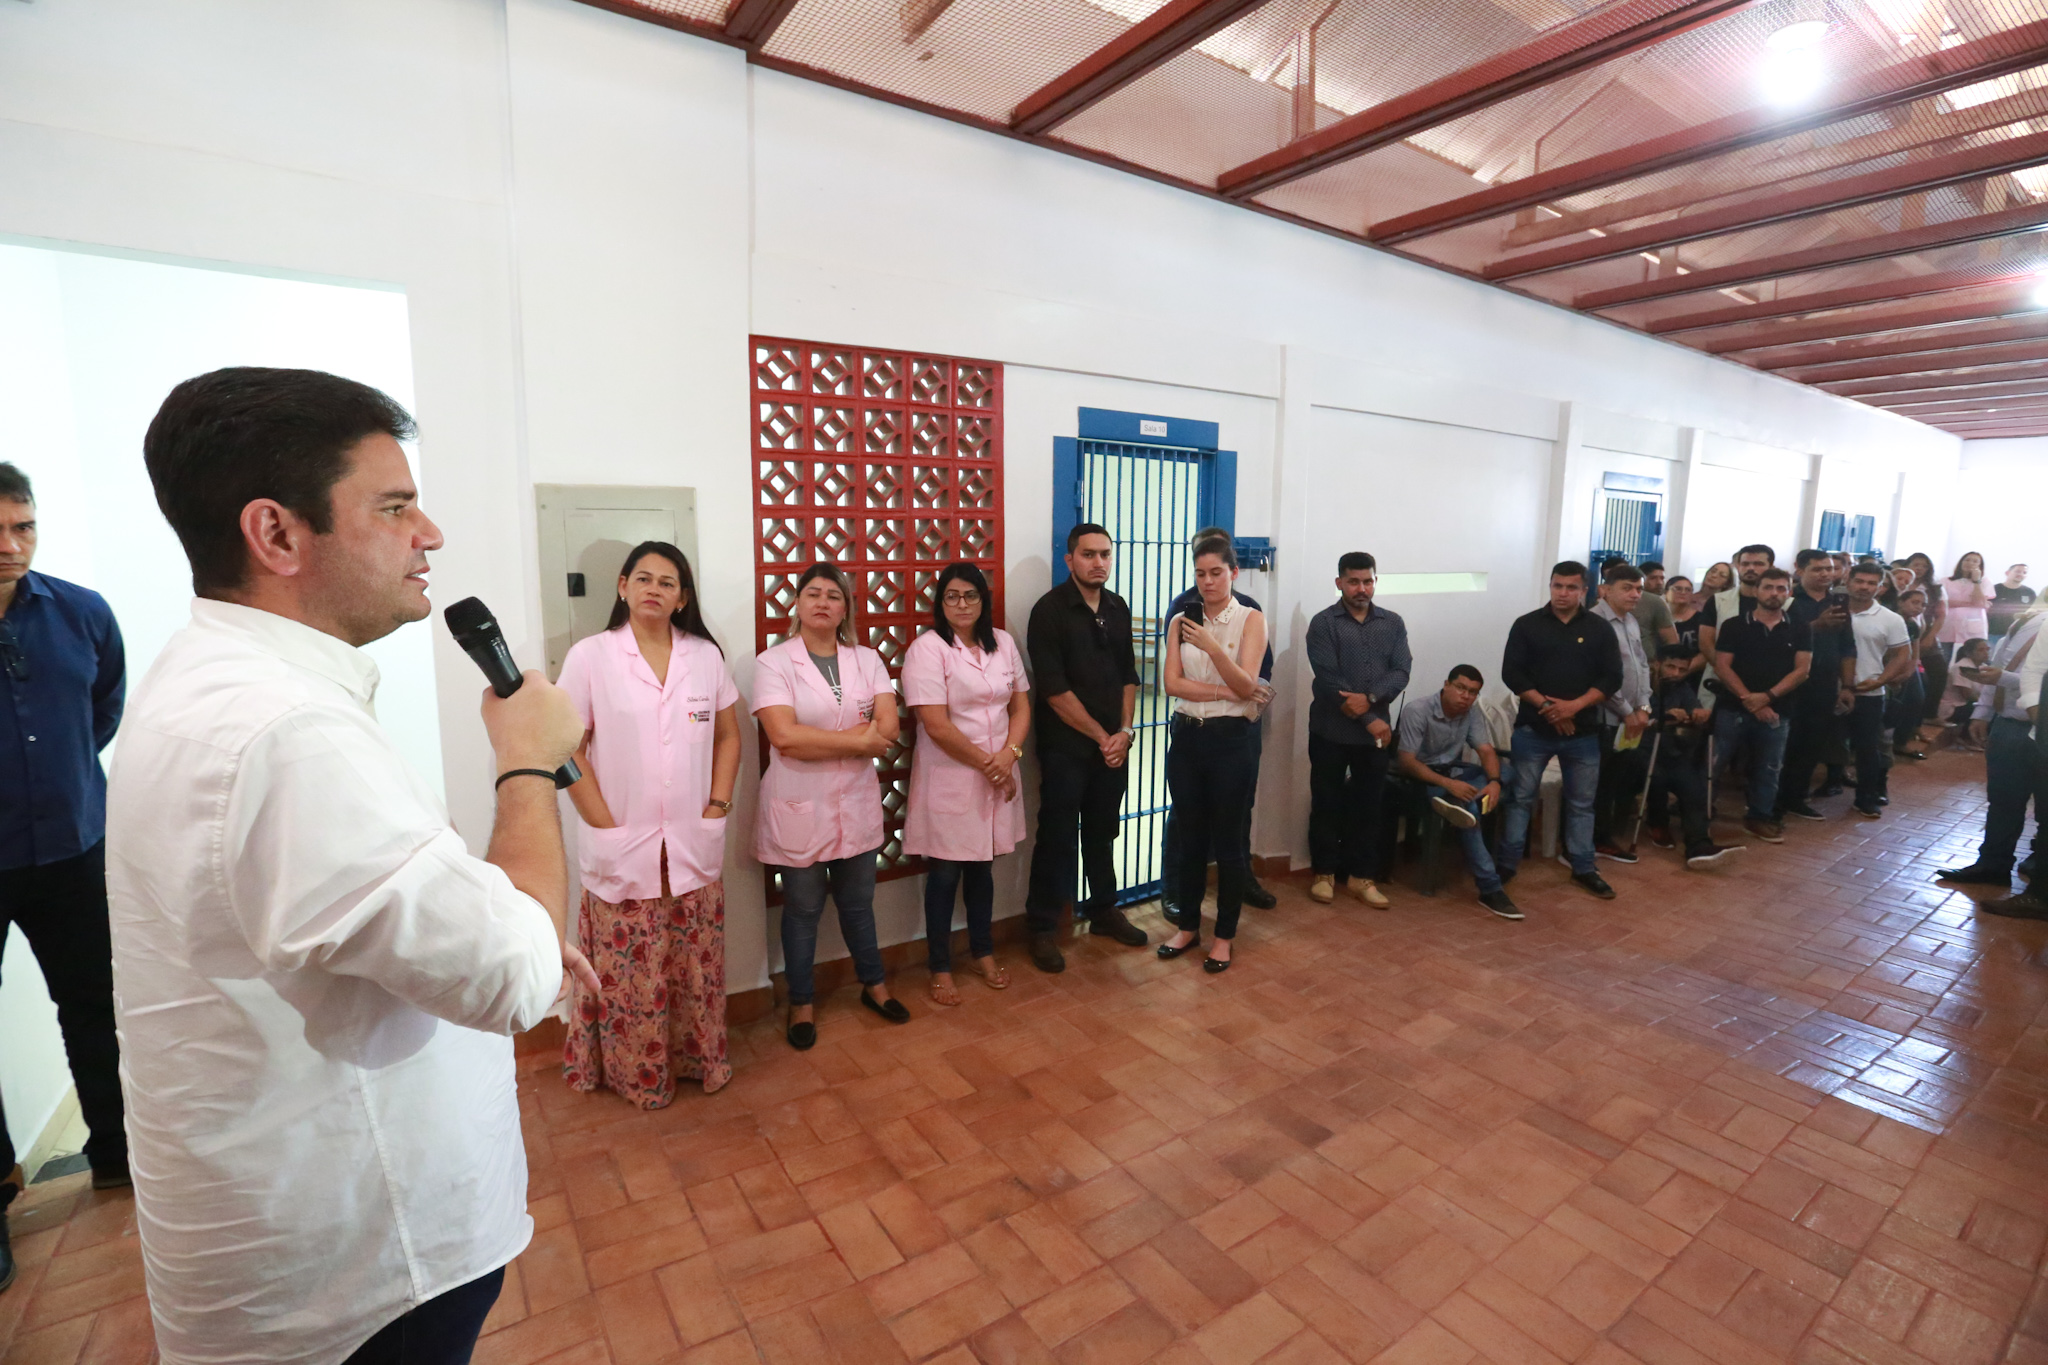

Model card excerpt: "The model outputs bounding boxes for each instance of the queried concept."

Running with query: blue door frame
[1049,407,1236,906]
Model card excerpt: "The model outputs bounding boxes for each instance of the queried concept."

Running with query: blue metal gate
[1051,409,1234,906]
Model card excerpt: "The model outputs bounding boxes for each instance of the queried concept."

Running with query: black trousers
[1645,752,1714,855]
[1592,726,1649,847]
[1307,734,1390,882]
[1025,745,1128,933]
[1160,720,1262,906]
[342,1267,506,1365]
[1776,690,1838,813]
[1979,717,2048,874]
[1166,717,1256,940]
[0,842,126,1177]
[1849,695,1890,812]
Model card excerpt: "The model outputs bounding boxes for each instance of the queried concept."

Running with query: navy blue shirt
[0,572,125,869]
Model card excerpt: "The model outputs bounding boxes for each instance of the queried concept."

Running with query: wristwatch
[1009,744,1024,759]
[707,797,733,813]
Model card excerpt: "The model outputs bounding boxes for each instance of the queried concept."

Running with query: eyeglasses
[942,592,982,606]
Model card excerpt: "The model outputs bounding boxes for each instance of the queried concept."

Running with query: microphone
[443,596,580,789]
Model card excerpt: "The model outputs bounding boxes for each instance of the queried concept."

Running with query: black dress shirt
[1500,605,1623,738]
[1787,590,1849,697]
[1027,578,1139,755]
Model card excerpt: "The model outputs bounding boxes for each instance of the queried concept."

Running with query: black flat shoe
[1203,954,1231,973]
[787,1020,817,1050]
[861,989,911,1024]
[1937,864,2012,886]
[1157,935,1203,960]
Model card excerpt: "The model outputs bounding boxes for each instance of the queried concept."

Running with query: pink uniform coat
[558,627,739,902]
[901,628,1029,862]
[751,637,893,867]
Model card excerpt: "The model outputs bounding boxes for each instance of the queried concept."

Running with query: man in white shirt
[1842,562,1913,821]
[1938,604,2047,915]
[108,368,597,1365]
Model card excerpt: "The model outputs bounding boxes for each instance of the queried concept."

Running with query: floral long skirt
[563,875,730,1105]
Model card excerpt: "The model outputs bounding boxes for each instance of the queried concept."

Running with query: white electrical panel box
[535,484,699,679]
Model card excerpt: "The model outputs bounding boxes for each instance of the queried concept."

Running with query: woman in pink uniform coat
[559,541,740,1103]
[902,563,1030,1007]
[753,562,907,1050]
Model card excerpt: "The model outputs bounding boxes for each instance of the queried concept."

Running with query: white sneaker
[1429,796,1478,830]
[1345,879,1391,909]
[1309,875,1335,904]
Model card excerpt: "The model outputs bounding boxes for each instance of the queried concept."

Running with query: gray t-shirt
[1396,691,1489,768]
[809,650,842,702]
[1633,590,1674,645]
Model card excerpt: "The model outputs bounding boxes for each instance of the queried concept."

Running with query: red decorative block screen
[751,336,1005,876]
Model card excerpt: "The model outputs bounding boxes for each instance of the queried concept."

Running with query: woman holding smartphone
[559,542,740,1103]
[902,562,1030,1006]
[754,562,907,1049]
[1156,535,1267,973]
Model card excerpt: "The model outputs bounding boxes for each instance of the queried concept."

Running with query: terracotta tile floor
[7,755,2048,1365]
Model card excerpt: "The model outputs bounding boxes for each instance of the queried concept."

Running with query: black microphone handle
[460,636,581,787]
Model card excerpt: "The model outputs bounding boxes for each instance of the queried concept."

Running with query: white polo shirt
[1848,600,1910,685]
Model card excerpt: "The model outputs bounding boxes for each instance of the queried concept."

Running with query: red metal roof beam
[1576,201,2048,310]
[1779,337,2048,384]
[1011,0,1271,136]
[1371,20,2048,245]
[1705,291,2048,356]
[1490,129,2048,280]
[1825,359,2048,398]
[1645,269,2041,336]
[1216,0,1759,200]
[723,0,801,45]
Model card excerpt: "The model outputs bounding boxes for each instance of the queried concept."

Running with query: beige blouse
[1173,600,1261,721]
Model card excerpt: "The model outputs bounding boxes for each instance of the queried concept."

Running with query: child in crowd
[1935,637,1992,750]
[1643,644,1744,870]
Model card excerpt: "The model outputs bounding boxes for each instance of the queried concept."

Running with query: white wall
[1950,439,2048,589]
[0,242,429,1157]
[0,0,1965,1006]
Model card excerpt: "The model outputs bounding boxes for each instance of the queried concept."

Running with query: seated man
[1646,644,1744,870]
[1394,665,1519,920]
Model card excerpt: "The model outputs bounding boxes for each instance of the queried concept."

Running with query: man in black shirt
[1776,550,1851,820]
[1711,566,1811,843]
[1023,524,1148,972]
[1159,526,1277,912]
[1496,562,1624,899]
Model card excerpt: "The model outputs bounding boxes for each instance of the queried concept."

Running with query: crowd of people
[0,367,2041,1361]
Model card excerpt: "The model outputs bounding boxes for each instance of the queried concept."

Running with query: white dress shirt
[105,599,562,1365]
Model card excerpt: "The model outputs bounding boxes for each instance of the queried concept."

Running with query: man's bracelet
[496,768,559,790]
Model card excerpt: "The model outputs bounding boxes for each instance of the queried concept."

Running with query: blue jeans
[924,858,994,973]
[1714,707,1790,822]
[1496,727,1600,877]
[777,851,883,1006]
[1431,762,1502,895]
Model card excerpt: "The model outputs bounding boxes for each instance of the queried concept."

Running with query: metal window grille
[1589,483,1664,570]
[751,336,1004,883]
[1817,510,1846,553]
